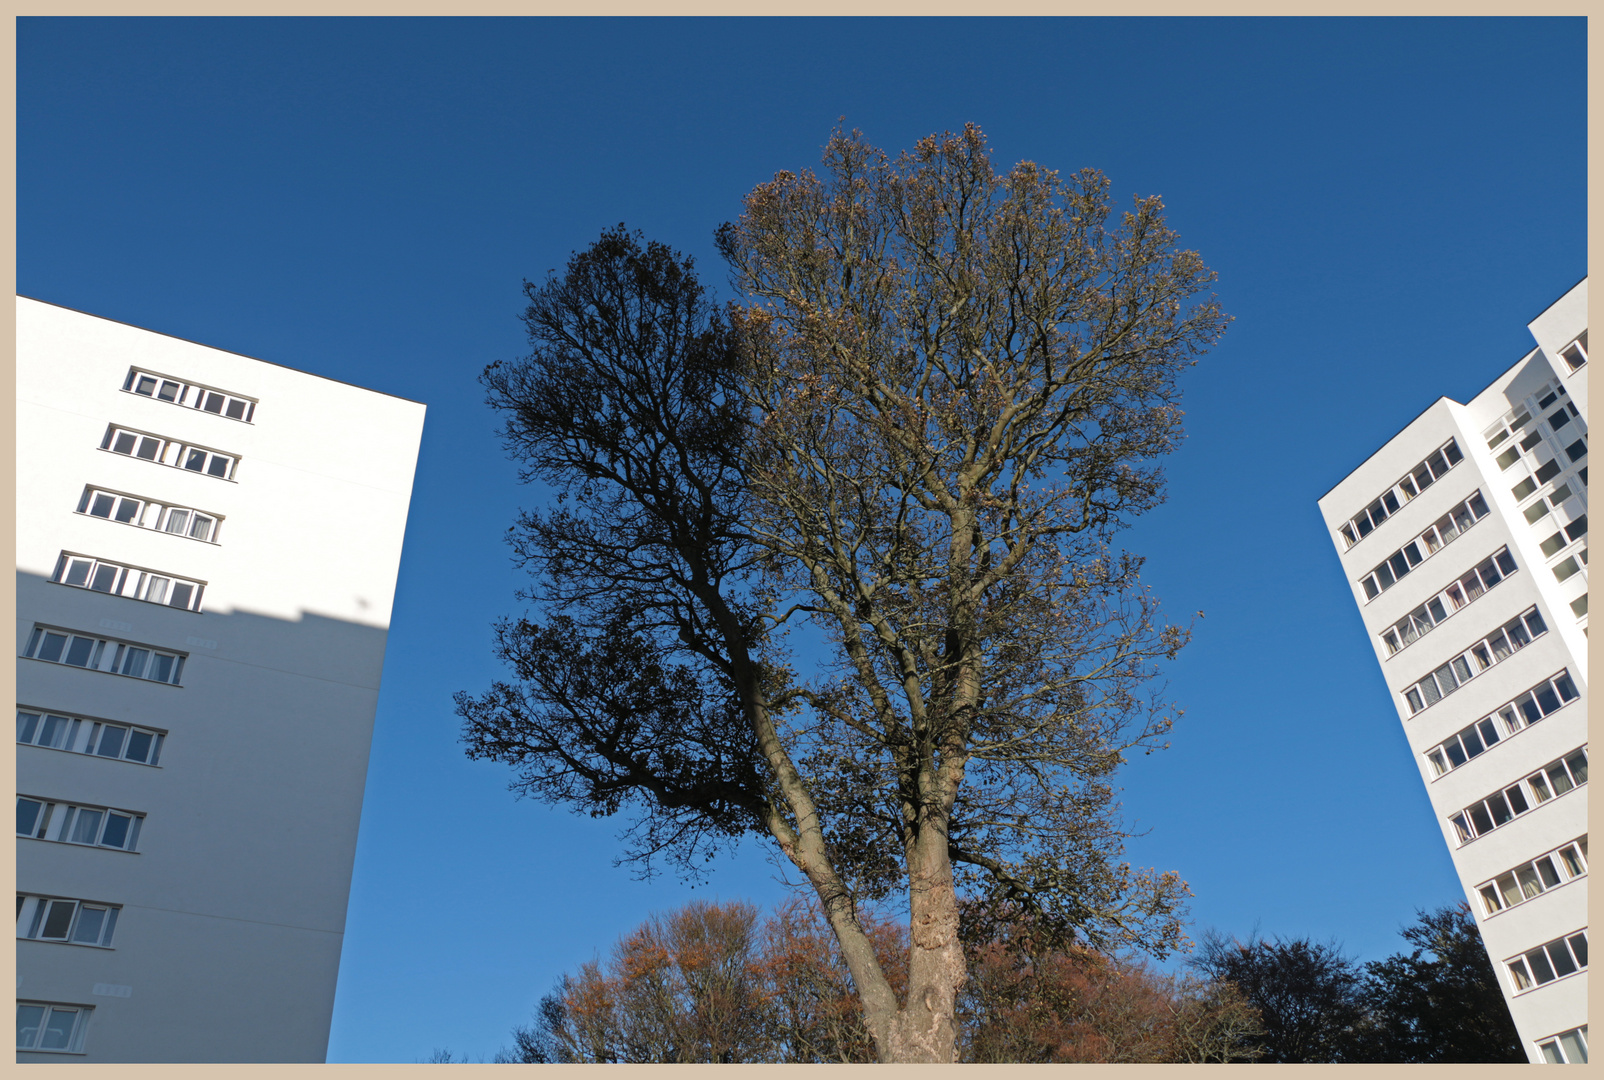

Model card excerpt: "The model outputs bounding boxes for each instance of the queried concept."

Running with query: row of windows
[1508,929,1587,994]
[1360,491,1490,601]
[77,485,221,543]
[17,709,164,766]
[1450,748,1587,846]
[1498,431,1588,477]
[51,553,204,612]
[1539,1025,1588,1065]
[1380,548,1516,657]
[17,1002,92,1054]
[103,425,237,481]
[17,894,120,948]
[17,796,144,852]
[1401,606,1547,716]
[1338,438,1464,550]
[124,366,256,422]
[1426,671,1580,777]
[1477,836,1586,918]
[22,626,186,686]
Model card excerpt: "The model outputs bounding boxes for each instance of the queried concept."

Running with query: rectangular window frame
[1426,671,1580,778]
[50,552,205,612]
[16,894,121,948]
[21,625,186,686]
[15,1001,93,1054]
[1451,747,1588,847]
[1402,606,1549,716]
[1380,547,1517,657]
[1338,438,1464,550]
[76,485,222,544]
[1359,490,1490,602]
[1506,930,1588,994]
[101,424,239,481]
[17,708,165,767]
[16,795,144,852]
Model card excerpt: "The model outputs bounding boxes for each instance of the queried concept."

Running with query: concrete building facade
[1318,279,1588,1064]
[16,297,425,1062]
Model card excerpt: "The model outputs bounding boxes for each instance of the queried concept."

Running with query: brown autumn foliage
[513,898,1259,1063]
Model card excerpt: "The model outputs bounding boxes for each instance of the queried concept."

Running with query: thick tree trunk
[880,820,965,1062]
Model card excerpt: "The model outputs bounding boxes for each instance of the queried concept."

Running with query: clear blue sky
[19,17,1585,1063]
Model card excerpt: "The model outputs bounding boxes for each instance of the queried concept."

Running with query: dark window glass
[95,726,126,758]
[1461,728,1485,757]
[150,654,175,683]
[114,498,140,523]
[1536,459,1562,483]
[40,900,75,939]
[184,448,207,471]
[134,375,156,396]
[1548,762,1575,795]
[1382,490,1400,515]
[1554,673,1578,701]
[1563,750,1586,785]
[1520,430,1544,451]
[17,798,43,835]
[1525,609,1548,636]
[1512,477,1537,500]
[64,637,94,667]
[168,583,194,610]
[158,380,180,402]
[1541,532,1567,556]
[1536,857,1561,888]
[1567,934,1588,968]
[1362,577,1379,600]
[225,398,247,420]
[1444,439,1464,465]
[1565,515,1587,541]
[1469,803,1495,836]
[1539,391,1559,409]
[1549,410,1572,431]
[89,565,117,592]
[1445,741,1468,768]
[1535,686,1562,715]
[1565,439,1586,462]
[112,431,136,454]
[1468,491,1489,517]
[1476,717,1500,746]
[37,633,67,663]
[1414,463,1435,490]
[89,494,114,517]
[100,812,130,849]
[1427,451,1449,477]
[206,455,230,478]
[1357,515,1374,538]
[124,729,153,763]
[1506,785,1530,815]
[1547,941,1578,978]
[136,437,161,460]
[203,392,225,413]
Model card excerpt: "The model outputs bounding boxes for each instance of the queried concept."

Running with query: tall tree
[459,124,1228,1062]
[1356,904,1524,1063]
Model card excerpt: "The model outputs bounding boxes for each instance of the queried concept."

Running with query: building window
[1451,748,1588,846]
[76,486,221,543]
[1507,930,1588,993]
[1402,607,1548,714]
[1538,1026,1589,1065]
[1338,438,1463,549]
[17,709,164,766]
[1477,837,1586,917]
[16,895,120,947]
[1426,671,1580,776]
[1359,491,1490,600]
[124,367,256,422]
[1558,331,1588,372]
[50,553,204,612]
[16,1002,91,1053]
[21,625,186,685]
[16,796,144,852]
[101,425,237,480]
[1380,547,1516,656]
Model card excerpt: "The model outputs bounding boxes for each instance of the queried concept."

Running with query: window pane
[40,900,76,939]
[70,905,106,944]
[225,398,247,419]
[1528,948,1557,984]
[95,726,126,758]
[168,582,194,609]
[189,515,213,541]
[1558,1030,1588,1064]
[1548,942,1578,978]
[37,632,67,663]
[144,577,169,605]
[1556,673,1580,702]
[1451,813,1473,843]
[1564,750,1587,785]
[1460,728,1484,758]
[1528,771,1553,802]
[1517,865,1543,898]
[1489,632,1512,662]
[1512,476,1536,499]
[1559,846,1584,877]
[164,510,189,534]
[1469,803,1495,836]
[69,809,102,844]
[1541,1041,1566,1064]
[134,375,156,396]
[38,716,69,749]
[1444,439,1464,465]
[1548,762,1574,796]
[1505,785,1529,815]
[124,729,153,763]
[185,448,207,471]
[17,711,40,743]
[1445,740,1467,768]
[1497,873,1522,909]
[1451,656,1473,684]
[1479,885,1501,914]
[1541,531,1567,556]
[1487,793,1514,827]
[203,391,225,413]
[112,431,136,454]
[1497,447,1519,470]
[100,813,131,849]
[136,437,161,460]
[114,499,140,524]
[120,647,148,677]
[1519,695,1543,726]
[1495,549,1517,575]
[1434,663,1458,693]
[150,654,174,683]
[1536,856,1561,888]
[1554,557,1580,582]
[17,1004,46,1048]
[1535,685,1561,715]
[89,493,114,517]
[1419,678,1442,707]
[207,455,230,478]
[1405,687,1424,713]
[1566,439,1586,462]
[64,637,94,667]
[1567,933,1587,968]
[158,380,180,401]
[17,798,43,835]
[39,1008,76,1050]
[89,564,117,592]
[63,559,92,586]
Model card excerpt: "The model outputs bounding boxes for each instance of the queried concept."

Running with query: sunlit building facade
[1318,279,1588,1064]
[16,297,425,1061]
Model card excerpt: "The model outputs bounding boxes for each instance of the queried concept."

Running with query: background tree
[1356,904,1524,1063]
[1189,931,1367,1063]
[459,124,1227,1062]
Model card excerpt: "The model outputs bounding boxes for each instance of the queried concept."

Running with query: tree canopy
[458,124,1228,1062]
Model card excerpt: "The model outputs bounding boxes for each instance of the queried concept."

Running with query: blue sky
[19,17,1585,1063]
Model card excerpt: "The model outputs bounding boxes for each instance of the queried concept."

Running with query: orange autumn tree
[504,898,1260,1064]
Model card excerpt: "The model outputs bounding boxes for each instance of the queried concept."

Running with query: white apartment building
[16,297,425,1062]
[1318,279,1588,1065]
